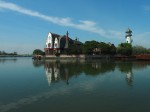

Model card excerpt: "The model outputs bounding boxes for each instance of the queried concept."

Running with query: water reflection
[0,58,17,63]
[117,61,150,87]
[117,62,133,87]
[44,60,84,85]
[126,71,133,87]
[1,59,150,112]
[33,60,150,87]
[44,60,117,85]
[45,61,61,86]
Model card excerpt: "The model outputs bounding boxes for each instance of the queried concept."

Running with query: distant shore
[0,55,32,57]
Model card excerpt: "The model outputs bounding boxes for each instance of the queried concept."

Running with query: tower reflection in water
[126,71,133,87]
[33,60,150,87]
[117,62,133,87]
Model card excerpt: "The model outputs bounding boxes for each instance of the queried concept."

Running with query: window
[48,43,51,48]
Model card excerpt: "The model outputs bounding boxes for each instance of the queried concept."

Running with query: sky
[0,0,150,54]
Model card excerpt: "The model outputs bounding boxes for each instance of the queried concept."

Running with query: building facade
[44,31,82,55]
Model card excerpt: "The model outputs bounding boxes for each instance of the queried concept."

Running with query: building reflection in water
[33,60,150,87]
[92,62,101,69]
[125,71,133,87]
[65,68,69,85]
[44,60,71,86]
[43,60,116,86]
[45,61,60,86]
[45,66,52,86]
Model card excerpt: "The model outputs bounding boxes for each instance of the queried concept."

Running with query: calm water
[0,58,150,112]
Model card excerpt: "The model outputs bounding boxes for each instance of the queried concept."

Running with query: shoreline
[1,54,150,61]
[33,54,150,61]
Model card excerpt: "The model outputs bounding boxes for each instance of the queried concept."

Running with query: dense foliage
[83,41,99,54]
[33,49,45,55]
[32,41,150,56]
[83,40,116,55]
[132,45,150,54]
[117,43,132,56]
[67,43,83,55]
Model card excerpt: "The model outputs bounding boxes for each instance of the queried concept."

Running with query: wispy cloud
[0,1,122,39]
[134,32,150,48]
[143,5,150,11]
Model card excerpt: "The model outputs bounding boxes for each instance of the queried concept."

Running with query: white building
[125,28,133,44]
[45,32,69,55]
[44,31,82,55]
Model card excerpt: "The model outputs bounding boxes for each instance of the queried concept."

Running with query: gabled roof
[48,32,83,45]
[50,32,60,38]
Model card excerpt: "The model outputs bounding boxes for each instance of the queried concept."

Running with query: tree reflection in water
[32,60,150,87]
[0,58,17,63]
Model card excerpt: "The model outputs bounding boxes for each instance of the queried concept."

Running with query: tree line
[33,40,150,56]
[71,41,150,55]
[82,41,150,56]
[0,51,17,55]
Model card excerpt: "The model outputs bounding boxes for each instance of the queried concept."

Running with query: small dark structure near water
[32,55,43,60]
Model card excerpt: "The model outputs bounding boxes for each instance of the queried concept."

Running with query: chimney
[65,31,69,48]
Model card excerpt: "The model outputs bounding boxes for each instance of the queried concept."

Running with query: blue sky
[0,0,150,54]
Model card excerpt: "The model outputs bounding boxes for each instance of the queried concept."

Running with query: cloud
[134,32,150,48]
[143,5,150,11]
[0,1,122,39]
[136,32,150,38]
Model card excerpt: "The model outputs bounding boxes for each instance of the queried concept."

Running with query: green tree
[99,42,109,54]
[132,45,149,54]
[83,40,99,55]
[2,51,6,55]
[83,41,116,55]
[109,44,116,55]
[13,52,17,55]
[148,48,150,54]
[33,49,45,55]
[117,43,132,56]
[68,43,83,55]
[99,42,116,55]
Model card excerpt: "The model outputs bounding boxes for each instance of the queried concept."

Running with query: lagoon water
[0,57,150,112]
